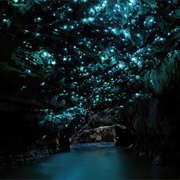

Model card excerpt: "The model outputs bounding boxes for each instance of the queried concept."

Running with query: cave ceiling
[0,0,180,117]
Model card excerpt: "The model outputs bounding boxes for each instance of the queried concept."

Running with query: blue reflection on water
[0,142,179,180]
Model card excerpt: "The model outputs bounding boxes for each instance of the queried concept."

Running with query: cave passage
[1,142,179,180]
[1,0,180,174]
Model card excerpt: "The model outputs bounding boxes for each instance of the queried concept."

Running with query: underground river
[0,142,179,179]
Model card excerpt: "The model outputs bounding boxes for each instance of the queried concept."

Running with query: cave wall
[131,96,180,165]
[120,51,180,166]
[0,108,71,168]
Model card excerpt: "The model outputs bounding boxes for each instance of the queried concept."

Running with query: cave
[0,0,180,179]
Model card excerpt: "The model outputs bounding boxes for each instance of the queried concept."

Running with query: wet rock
[70,125,127,144]
[70,125,116,144]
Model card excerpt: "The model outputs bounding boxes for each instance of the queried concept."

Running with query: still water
[0,142,179,180]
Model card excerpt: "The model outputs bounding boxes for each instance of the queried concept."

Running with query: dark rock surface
[0,110,70,168]
[70,124,133,146]
[70,125,116,144]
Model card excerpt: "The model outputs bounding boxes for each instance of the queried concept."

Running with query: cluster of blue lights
[0,0,178,112]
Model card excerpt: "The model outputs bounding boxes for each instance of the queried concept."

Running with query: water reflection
[0,142,179,179]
